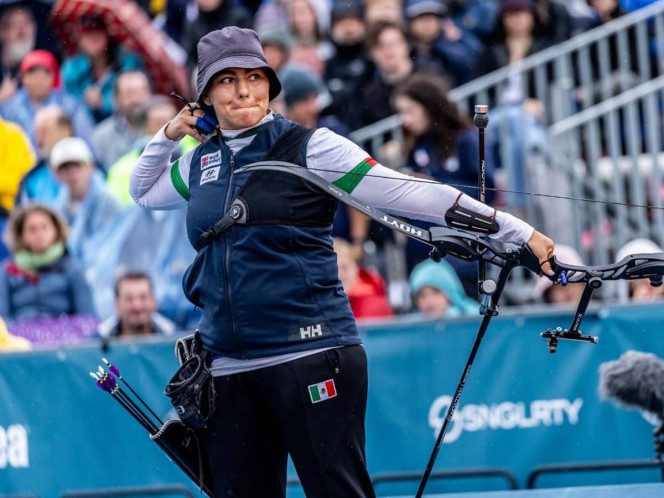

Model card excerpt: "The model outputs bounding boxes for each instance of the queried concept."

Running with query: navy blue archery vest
[182,116,360,359]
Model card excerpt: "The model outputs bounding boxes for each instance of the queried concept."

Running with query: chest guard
[189,120,338,250]
[234,125,337,227]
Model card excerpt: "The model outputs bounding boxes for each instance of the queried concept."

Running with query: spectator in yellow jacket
[0,317,30,352]
[0,116,35,215]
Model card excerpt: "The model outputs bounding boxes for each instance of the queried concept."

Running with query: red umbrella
[51,0,191,99]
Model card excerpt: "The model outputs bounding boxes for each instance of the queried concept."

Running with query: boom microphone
[599,350,664,422]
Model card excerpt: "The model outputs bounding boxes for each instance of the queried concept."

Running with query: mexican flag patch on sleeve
[308,379,337,403]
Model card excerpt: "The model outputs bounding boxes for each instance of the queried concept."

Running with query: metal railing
[545,74,664,266]
[371,468,519,491]
[449,0,664,121]
[351,1,664,145]
[287,467,519,495]
[348,2,664,301]
[60,485,196,498]
[526,459,664,489]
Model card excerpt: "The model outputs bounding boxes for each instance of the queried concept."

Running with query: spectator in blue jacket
[15,105,72,207]
[620,0,658,12]
[0,204,96,320]
[409,258,478,318]
[0,49,95,148]
[48,137,122,269]
[405,0,484,85]
[447,0,500,44]
[61,14,143,123]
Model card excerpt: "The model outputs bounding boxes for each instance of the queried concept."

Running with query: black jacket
[323,41,375,131]
[181,1,253,69]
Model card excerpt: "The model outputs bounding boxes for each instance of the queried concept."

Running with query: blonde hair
[5,204,69,253]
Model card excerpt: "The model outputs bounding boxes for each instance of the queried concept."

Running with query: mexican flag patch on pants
[308,379,337,403]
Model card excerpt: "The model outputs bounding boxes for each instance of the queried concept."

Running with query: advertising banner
[1,303,663,496]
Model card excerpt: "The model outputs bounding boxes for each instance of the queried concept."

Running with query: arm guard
[444,193,499,235]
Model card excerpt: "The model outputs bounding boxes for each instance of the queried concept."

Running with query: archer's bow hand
[526,230,555,277]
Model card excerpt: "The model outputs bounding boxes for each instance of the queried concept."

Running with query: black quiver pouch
[150,419,214,496]
[151,331,215,495]
[165,331,216,431]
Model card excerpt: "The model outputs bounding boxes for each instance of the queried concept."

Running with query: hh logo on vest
[201,150,221,170]
[288,323,327,342]
[300,324,323,339]
[200,166,220,185]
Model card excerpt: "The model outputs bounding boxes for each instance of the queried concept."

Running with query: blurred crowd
[0,0,662,352]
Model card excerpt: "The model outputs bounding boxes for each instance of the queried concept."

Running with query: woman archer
[130,26,554,498]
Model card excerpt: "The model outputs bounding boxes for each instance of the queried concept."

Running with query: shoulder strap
[261,124,315,164]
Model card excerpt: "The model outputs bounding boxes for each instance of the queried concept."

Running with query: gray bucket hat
[196,26,282,102]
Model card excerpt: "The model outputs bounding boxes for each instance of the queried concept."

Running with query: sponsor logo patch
[200,166,220,185]
[201,150,221,170]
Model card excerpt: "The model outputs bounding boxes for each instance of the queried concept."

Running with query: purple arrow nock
[96,380,110,393]
[104,379,119,394]
[102,357,121,377]
[106,373,117,390]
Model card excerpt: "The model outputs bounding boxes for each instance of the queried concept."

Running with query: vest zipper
[223,152,242,356]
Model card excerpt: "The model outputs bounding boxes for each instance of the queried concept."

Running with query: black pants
[206,345,375,498]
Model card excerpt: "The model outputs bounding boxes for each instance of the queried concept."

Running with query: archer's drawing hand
[165,104,207,143]
[527,230,555,277]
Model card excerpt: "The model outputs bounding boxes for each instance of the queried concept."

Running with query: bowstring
[307,166,664,212]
